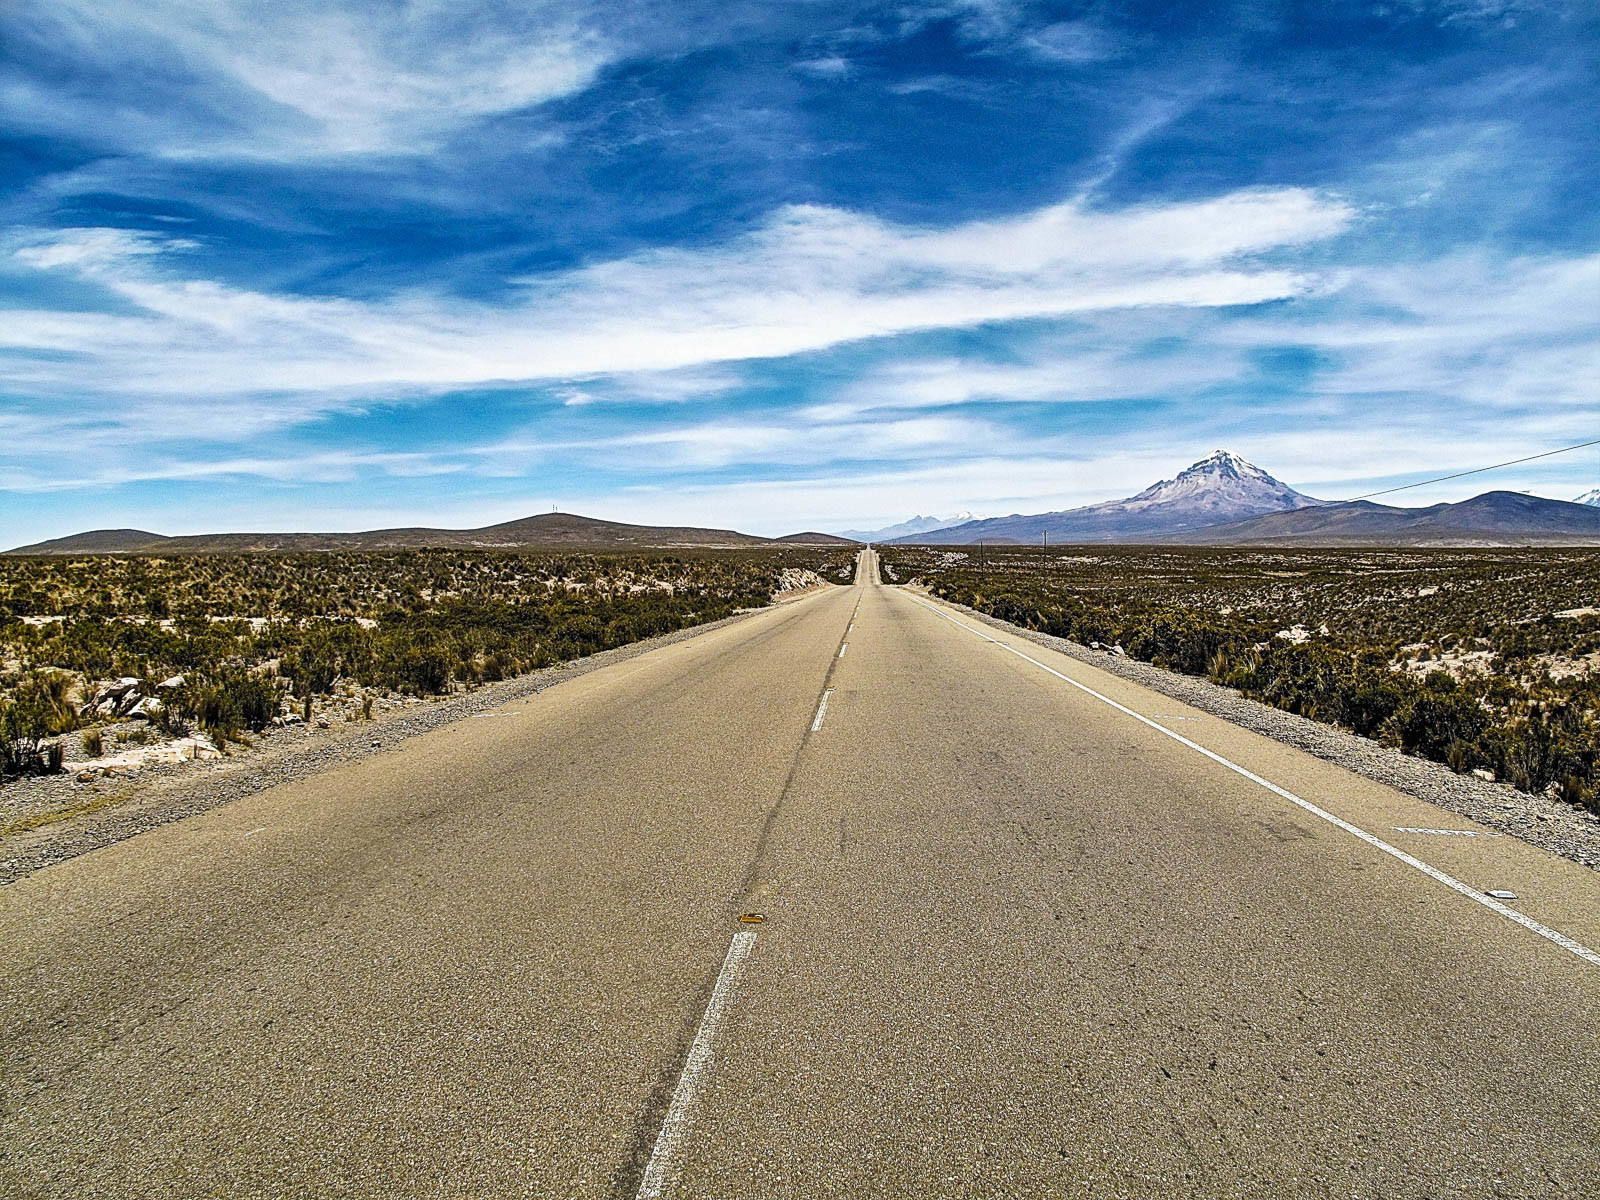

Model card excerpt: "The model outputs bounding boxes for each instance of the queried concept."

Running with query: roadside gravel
[942,596,1600,873]
[0,594,824,885]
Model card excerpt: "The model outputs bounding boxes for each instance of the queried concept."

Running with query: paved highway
[3,548,1598,1198]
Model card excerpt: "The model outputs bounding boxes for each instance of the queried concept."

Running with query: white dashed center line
[839,642,848,658]
[811,688,834,732]
[636,931,758,1199]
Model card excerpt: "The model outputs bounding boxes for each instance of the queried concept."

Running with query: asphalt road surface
[4,548,1598,1199]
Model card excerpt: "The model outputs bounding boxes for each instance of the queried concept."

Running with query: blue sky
[1,0,1596,541]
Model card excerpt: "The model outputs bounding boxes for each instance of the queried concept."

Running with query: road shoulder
[914,588,1600,873]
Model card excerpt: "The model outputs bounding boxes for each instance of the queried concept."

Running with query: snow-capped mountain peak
[1120,450,1318,516]
[1576,487,1600,507]
[834,511,986,541]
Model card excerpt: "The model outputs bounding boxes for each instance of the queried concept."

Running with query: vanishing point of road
[3,549,1598,1198]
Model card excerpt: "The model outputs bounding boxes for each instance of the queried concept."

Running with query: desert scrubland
[0,546,856,786]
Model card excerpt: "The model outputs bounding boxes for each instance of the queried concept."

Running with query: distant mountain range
[886,451,1600,547]
[835,512,981,542]
[13,459,1596,555]
[1171,490,1600,546]
[7,513,809,555]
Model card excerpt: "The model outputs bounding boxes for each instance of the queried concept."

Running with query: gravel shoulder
[934,593,1600,873]
[0,588,831,885]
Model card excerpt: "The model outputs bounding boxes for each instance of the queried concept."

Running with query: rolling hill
[777,532,859,544]
[7,513,773,555]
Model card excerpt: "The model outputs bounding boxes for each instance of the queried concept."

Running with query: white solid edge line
[909,595,1600,971]
[811,687,834,732]
[636,931,758,1200]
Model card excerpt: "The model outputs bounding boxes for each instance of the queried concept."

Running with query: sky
[1,0,1596,542]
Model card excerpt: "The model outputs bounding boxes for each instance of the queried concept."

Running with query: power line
[1343,437,1600,502]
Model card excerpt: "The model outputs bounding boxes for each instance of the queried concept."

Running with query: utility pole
[1043,530,1048,549]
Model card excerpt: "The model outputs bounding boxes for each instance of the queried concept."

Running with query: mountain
[1576,488,1600,507]
[1171,491,1600,546]
[836,512,981,542]
[777,531,859,544]
[8,528,169,555]
[7,513,772,555]
[892,451,1322,545]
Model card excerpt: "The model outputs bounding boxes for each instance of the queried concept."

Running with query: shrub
[1,692,56,777]
[166,670,282,740]
[13,670,78,735]
[283,646,339,696]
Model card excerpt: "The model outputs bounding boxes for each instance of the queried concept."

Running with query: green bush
[1378,689,1490,761]
[1,692,56,777]
[167,670,283,738]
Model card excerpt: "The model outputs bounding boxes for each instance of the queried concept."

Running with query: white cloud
[1026,20,1125,64]
[7,203,1597,518]
[2,186,1355,407]
[1,0,611,157]
[811,343,1245,420]
[1224,251,1600,422]
[795,56,853,78]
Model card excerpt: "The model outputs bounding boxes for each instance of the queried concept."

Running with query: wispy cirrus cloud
[0,0,612,158]
[2,186,1354,402]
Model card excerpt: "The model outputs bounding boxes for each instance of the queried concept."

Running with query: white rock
[1471,768,1495,782]
[154,737,222,763]
[157,675,185,689]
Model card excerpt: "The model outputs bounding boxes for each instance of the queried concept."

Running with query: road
[3,548,1598,1198]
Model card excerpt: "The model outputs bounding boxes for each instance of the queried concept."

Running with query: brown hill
[776,532,859,544]
[7,513,772,555]
[6,528,170,555]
